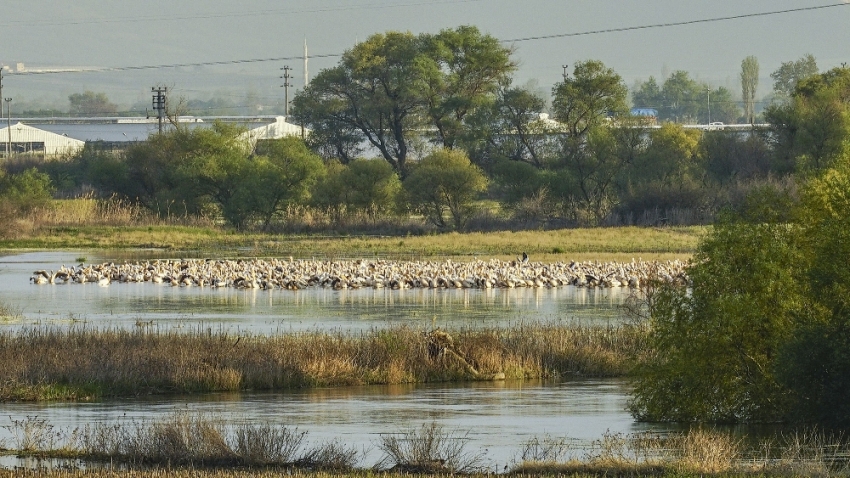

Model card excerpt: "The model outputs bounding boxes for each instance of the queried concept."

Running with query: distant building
[19,116,306,151]
[0,122,85,157]
[240,116,307,145]
[630,108,658,125]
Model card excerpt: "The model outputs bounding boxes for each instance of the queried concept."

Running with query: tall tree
[462,82,557,169]
[548,60,629,225]
[703,86,739,124]
[771,54,818,99]
[293,31,427,178]
[292,27,514,177]
[631,76,663,109]
[423,26,516,150]
[551,60,628,138]
[68,91,118,117]
[765,66,850,172]
[660,71,702,123]
[741,56,759,124]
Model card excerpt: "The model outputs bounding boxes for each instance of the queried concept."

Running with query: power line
[4,3,847,78]
[501,3,848,43]
[8,53,343,76]
[0,0,486,28]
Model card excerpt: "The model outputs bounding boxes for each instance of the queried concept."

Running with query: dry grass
[1,212,701,260]
[6,413,358,470]
[0,324,645,401]
[513,428,850,477]
[517,429,738,474]
[0,301,23,322]
[375,422,487,473]
[4,425,850,477]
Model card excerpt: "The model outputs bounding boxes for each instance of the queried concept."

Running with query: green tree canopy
[771,53,818,99]
[765,66,850,172]
[629,216,803,423]
[403,149,487,229]
[292,26,514,177]
[313,158,402,221]
[630,149,850,425]
[547,60,630,224]
[243,137,325,230]
[551,60,628,138]
[0,168,54,216]
[122,124,243,217]
[462,82,557,169]
[632,76,662,109]
[68,91,119,117]
[660,71,702,123]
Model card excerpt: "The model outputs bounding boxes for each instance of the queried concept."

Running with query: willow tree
[292,26,514,178]
[550,60,629,224]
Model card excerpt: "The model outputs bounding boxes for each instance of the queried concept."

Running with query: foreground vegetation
[2,415,849,477]
[0,324,647,401]
[630,151,850,426]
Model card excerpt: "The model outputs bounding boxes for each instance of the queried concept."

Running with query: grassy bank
[2,197,702,260]
[0,225,702,261]
[0,324,647,401]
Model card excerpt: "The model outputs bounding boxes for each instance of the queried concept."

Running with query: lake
[1,250,654,469]
[0,251,631,334]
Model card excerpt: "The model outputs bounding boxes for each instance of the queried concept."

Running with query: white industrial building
[0,122,85,156]
[240,116,307,145]
[16,116,306,150]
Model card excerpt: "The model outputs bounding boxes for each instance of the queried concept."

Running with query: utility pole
[151,87,167,134]
[303,38,309,88]
[706,87,711,125]
[562,64,569,81]
[0,70,5,157]
[5,97,12,156]
[280,65,292,117]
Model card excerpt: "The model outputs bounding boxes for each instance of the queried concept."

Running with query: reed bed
[0,324,647,401]
[4,418,850,477]
[513,428,850,477]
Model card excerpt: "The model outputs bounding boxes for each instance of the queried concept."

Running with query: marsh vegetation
[3,414,850,476]
[0,324,646,401]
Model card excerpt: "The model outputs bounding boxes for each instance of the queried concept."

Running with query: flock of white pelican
[30,257,690,290]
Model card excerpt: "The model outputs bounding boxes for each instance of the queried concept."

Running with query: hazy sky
[2,0,849,110]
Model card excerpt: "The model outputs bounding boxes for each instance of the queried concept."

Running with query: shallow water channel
[1,380,671,470]
[0,251,631,333]
[1,251,662,469]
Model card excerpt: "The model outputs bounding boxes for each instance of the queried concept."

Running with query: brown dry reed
[514,428,850,477]
[0,324,647,401]
[375,422,487,473]
[4,423,850,477]
[5,413,358,469]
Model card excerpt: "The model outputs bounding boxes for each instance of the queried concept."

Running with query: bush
[629,217,802,422]
[0,168,55,233]
[403,149,488,230]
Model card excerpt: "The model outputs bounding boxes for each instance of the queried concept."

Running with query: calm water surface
[0,251,631,334]
[1,251,654,469]
[0,379,671,469]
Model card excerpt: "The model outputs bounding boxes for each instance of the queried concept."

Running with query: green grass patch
[1,225,704,261]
